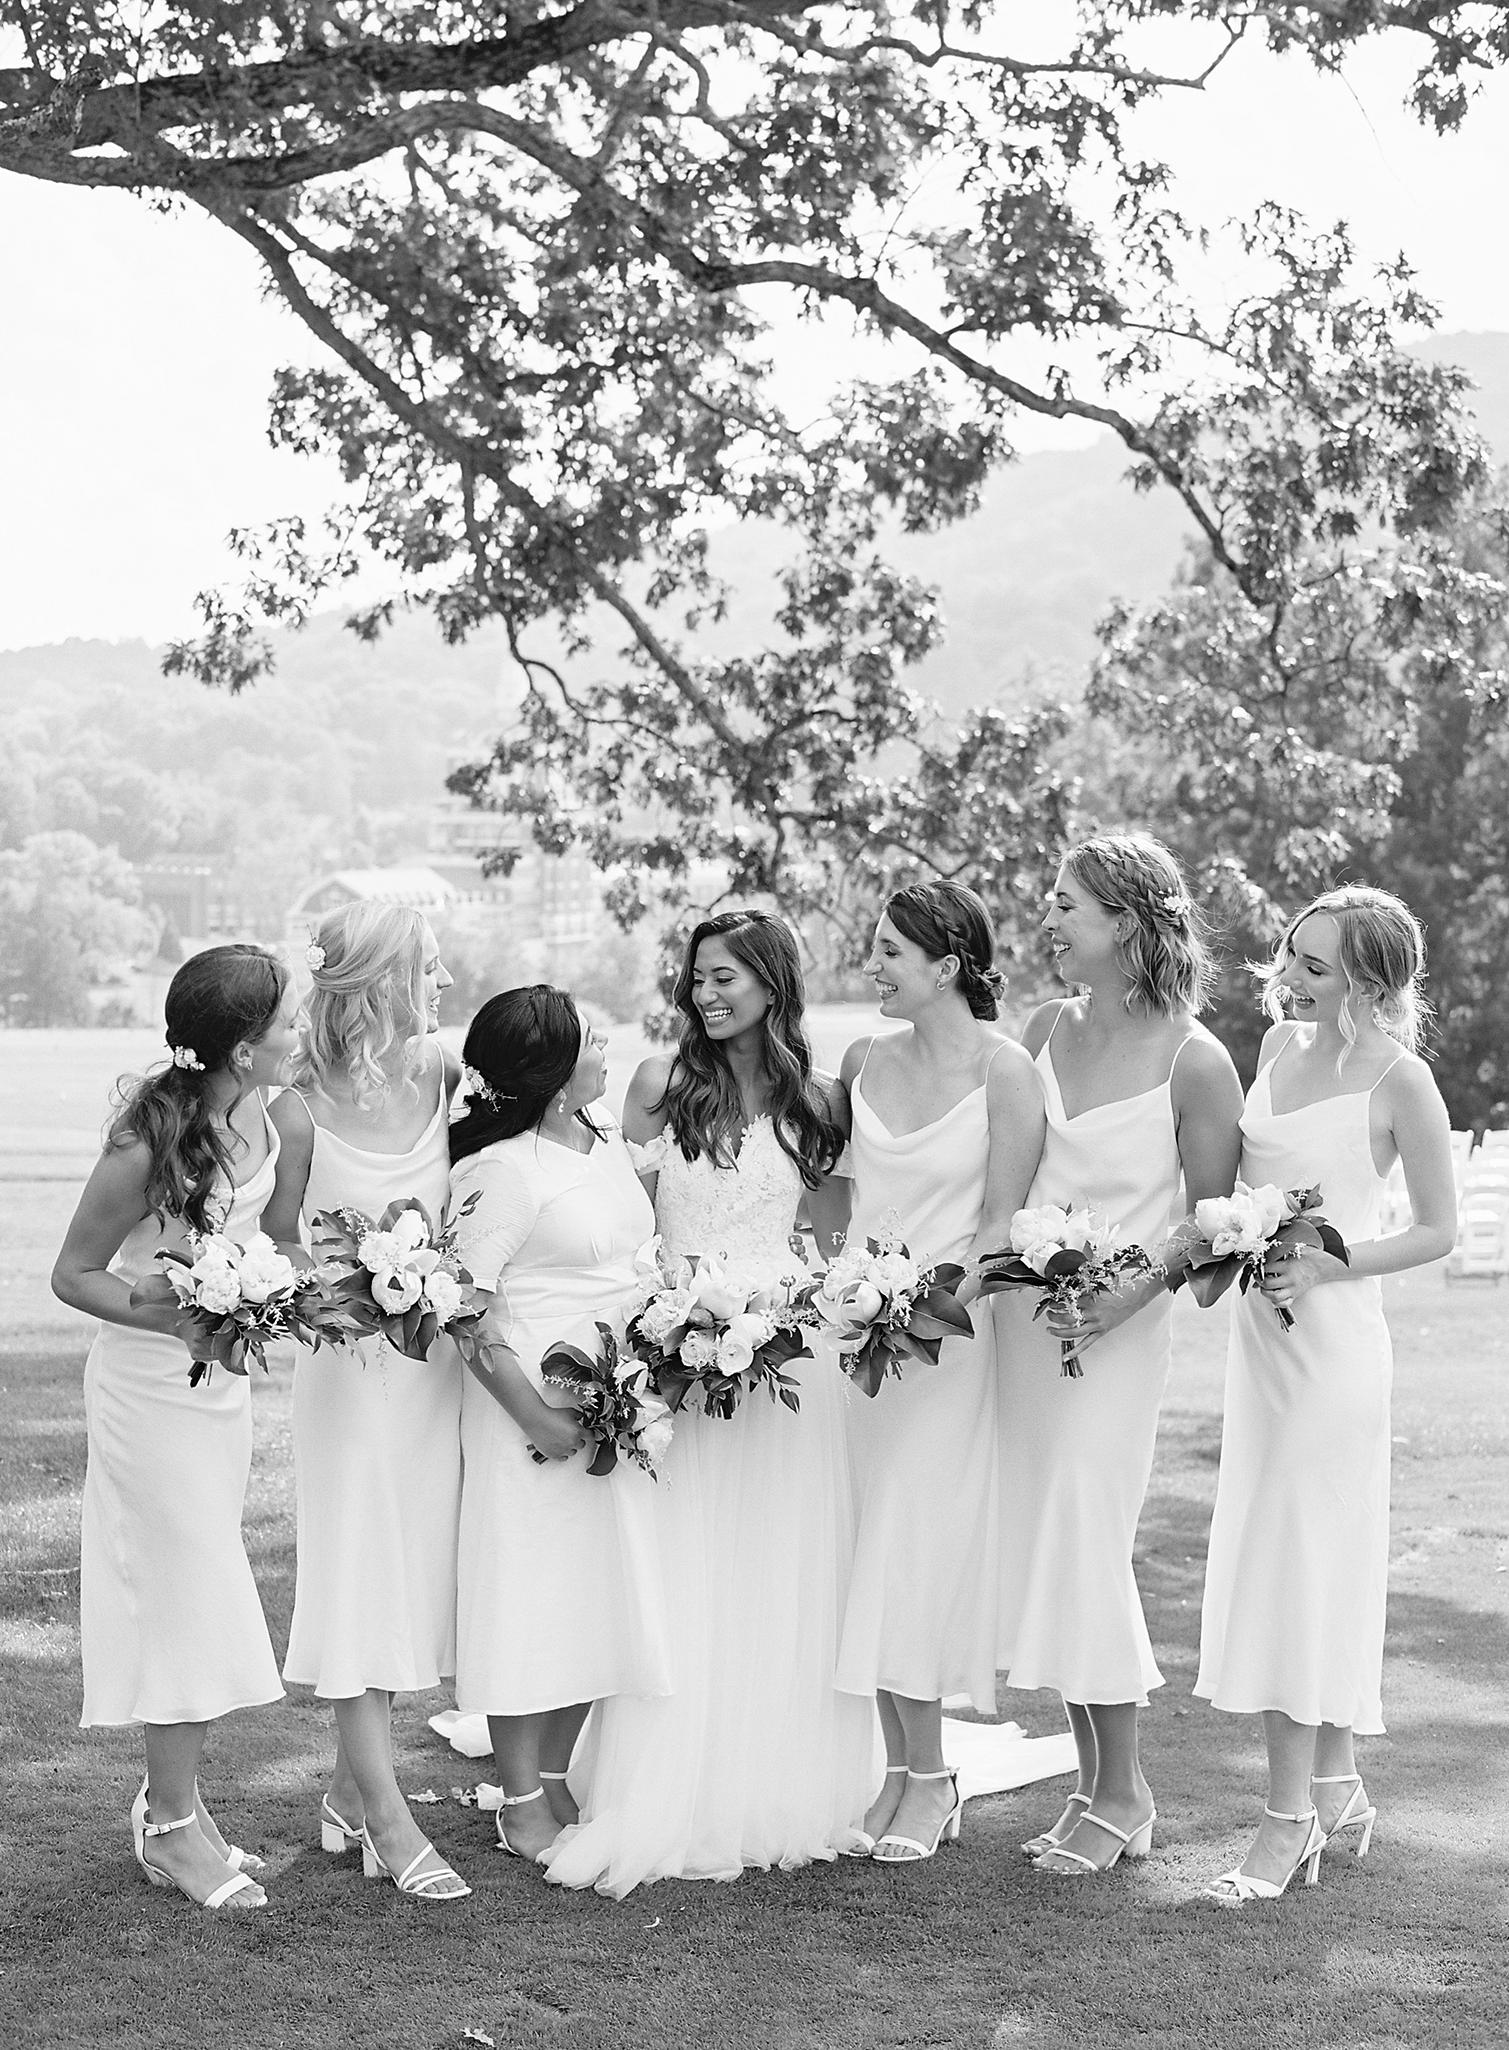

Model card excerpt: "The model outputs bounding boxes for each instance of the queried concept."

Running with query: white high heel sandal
[131,1786,266,1910]
[492,1786,553,1865]
[1202,1806,1325,1904]
[840,1763,909,1859]
[320,1795,365,1854]
[1312,1773,1377,1859]
[872,1769,964,1865]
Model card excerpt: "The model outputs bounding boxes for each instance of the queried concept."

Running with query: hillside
[5,329,1504,749]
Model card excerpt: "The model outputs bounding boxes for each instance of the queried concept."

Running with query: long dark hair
[109,945,288,1234]
[657,910,841,1190]
[885,880,1006,1020]
[449,986,598,1164]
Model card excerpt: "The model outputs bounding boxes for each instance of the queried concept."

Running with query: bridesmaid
[447,987,670,1864]
[263,902,467,1902]
[999,831,1243,1876]
[53,945,299,1910]
[1194,886,1455,1902]
[835,880,1045,1865]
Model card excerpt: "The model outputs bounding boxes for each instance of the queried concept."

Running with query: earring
[554,1093,569,1117]
[936,975,947,990]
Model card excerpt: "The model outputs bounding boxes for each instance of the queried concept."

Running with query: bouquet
[626,1247,811,1420]
[534,1320,677,1478]
[810,1226,973,1399]
[978,1203,1161,1377]
[131,1230,346,1386]
[1174,1182,1349,1329]
[310,1196,488,1362]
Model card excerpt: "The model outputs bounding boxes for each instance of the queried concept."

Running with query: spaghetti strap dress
[282,1063,462,1698]
[80,1111,284,1727]
[1195,1033,1401,1733]
[995,1014,1189,1706]
[834,1044,1003,1713]
[544,1116,874,1896]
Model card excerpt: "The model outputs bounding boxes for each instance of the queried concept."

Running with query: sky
[2,21,1508,652]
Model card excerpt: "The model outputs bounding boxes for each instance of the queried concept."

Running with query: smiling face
[419,919,453,1034]
[690,935,771,1045]
[560,1016,610,1111]
[1275,912,1348,1027]
[863,913,946,1018]
[1041,864,1122,988]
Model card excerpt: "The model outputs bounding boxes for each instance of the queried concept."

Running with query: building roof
[291,866,459,917]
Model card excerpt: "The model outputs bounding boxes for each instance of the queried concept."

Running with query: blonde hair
[1257,885,1430,1058]
[1062,831,1215,1017]
[292,901,430,1108]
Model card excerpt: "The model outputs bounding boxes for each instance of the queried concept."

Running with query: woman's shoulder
[1170,1018,1242,1098]
[1375,1044,1446,1116]
[1019,996,1072,1056]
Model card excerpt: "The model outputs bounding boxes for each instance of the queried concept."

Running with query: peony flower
[237,1233,296,1305]
[194,1269,243,1315]
[422,1268,465,1324]
[637,1286,696,1348]
[372,1267,424,1314]
[873,1249,922,1298]
[1194,1180,1287,1260]
[305,942,326,971]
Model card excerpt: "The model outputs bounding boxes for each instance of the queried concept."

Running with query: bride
[543,910,875,1895]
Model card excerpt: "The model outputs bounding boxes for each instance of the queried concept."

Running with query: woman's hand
[527,1402,587,1463]
[1043,1276,1150,1355]
[1257,1243,1350,1315]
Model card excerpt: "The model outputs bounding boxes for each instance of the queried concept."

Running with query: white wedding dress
[543,1116,877,1896]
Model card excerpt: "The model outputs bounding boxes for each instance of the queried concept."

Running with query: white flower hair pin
[305,941,327,971]
[169,1043,206,1071]
[464,1065,502,1110]
[1161,893,1191,918]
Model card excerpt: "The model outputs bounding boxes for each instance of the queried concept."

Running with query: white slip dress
[282,1069,462,1697]
[452,1121,672,1718]
[1195,1033,1400,1733]
[834,1047,1003,1713]
[995,1016,1190,1706]
[80,1112,284,1727]
[544,1116,875,1897]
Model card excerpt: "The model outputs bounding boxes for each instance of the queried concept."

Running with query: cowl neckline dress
[1196,1036,1400,1733]
[283,1074,462,1697]
[834,1047,1004,1713]
[80,1110,284,1727]
[995,1016,1192,1706]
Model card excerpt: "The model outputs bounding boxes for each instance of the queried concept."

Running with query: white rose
[193,1269,242,1315]
[718,1311,772,1375]
[236,1233,296,1305]
[816,1279,885,1329]
[678,1328,720,1371]
[422,1269,465,1324]
[372,1267,423,1314]
[689,1260,747,1323]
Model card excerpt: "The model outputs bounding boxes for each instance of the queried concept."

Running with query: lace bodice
[644,1117,806,1282]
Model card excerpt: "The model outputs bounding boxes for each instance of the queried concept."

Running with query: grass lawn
[2,1033,1507,2048]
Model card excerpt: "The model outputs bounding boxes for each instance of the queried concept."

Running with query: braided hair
[1061,832,1215,1017]
[884,881,1007,1021]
